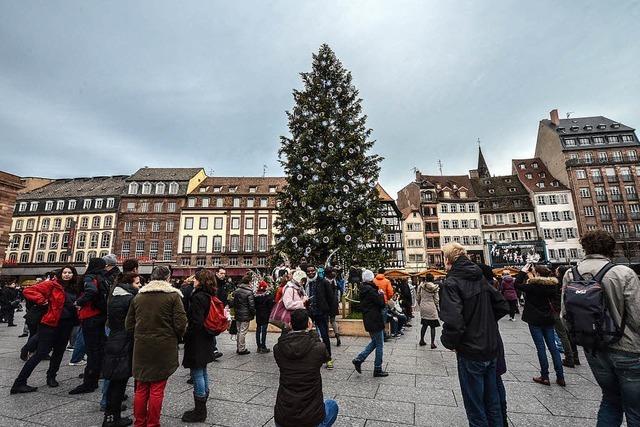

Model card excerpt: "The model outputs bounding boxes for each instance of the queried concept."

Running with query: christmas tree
[275,44,387,267]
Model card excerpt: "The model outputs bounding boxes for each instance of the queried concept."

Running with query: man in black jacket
[274,309,338,427]
[306,265,335,369]
[439,243,509,427]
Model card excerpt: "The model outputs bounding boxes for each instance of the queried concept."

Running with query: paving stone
[24,399,109,427]
[377,384,457,407]
[335,395,414,424]
[414,403,469,426]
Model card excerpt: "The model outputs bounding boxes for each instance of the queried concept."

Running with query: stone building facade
[113,167,206,267]
[0,172,24,268]
[177,177,286,275]
[401,206,427,273]
[535,110,640,262]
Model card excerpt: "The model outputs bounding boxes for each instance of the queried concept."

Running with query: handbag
[268,298,292,330]
[204,296,229,336]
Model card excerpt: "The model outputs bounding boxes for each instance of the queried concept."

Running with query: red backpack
[204,296,229,336]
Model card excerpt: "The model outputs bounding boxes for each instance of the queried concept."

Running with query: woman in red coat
[11,266,81,394]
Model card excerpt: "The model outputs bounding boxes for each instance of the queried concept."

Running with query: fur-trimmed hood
[138,280,183,297]
[420,281,439,293]
[527,277,558,286]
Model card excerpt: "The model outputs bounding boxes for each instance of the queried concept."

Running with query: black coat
[328,280,340,317]
[514,272,558,327]
[307,277,333,316]
[102,283,137,380]
[439,257,509,362]
[182,287,215,369]
[274,330,330,427]
[181,283,194,314]
[359,282,385,333]
[254,292,275,326]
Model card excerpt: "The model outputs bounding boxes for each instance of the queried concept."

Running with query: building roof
[477,147,491,178]
[375,183,394,202]
[470,174,534,212]
[128,167,204,182]
[512,158,568,193]
[542,116,635,135]
[400,206,420,220]
[195,176,287,195]
[417,174,477,200]
[17,175,129,200]
[0,171,24,189]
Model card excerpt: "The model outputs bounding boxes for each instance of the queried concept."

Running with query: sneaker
[373,369,389,378]
[326,359,334,370]
[237,349,250,356]
[419,340,427,346]
[69,360,87,366]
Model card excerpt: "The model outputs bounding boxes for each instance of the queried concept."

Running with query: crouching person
[273,309,338,427]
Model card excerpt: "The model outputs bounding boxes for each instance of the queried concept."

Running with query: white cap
[292,269,308,284]
[362,269,375,283]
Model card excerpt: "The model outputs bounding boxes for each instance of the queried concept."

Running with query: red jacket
[77,275,105,321]
[23,279,66,327]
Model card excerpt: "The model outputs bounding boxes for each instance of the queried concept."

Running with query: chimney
[550,109,560,127]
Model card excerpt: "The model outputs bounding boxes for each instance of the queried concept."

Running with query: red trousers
[134,380,167,427]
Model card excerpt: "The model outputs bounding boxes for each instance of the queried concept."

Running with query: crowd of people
[1,229,638,427]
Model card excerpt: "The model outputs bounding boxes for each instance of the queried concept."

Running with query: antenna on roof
[208,169,214,176]
[477,138,481,148]
[437,160,443,176]
[262,164,267,178]
[411,167,418,174]
[566,112,574,119]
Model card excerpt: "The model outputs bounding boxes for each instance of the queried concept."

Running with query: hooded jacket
[307,276,333,317]
[273,330,330,427]
[254,291,275,326]
[22,278,71,327]
[125,280,187,382]
[76,258,108,321]
[232,282,255,322]
[359,281,386,333]
[373,274,394,302]
[416,281,439,320]
[440,257,509,361]
[500,276,518,301]
[514,272,558,327]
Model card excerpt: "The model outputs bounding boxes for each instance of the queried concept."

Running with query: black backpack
[564,262,625,351]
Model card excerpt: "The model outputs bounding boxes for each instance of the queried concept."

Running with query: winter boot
[373,368,389,378]
[102,411,133,427]
[181,394,208,423]
[46,376,59,387]
[335,335,341,347]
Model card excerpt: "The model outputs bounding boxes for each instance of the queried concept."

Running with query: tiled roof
[128,167,203,182]
[400,206,420,220]
[417,174,477,200]
[470,175,534,212]
[542,116,635,135]
[512,158,568,193]
[17,176,128,200]
[195,177,287,195]
[375,183,394,202]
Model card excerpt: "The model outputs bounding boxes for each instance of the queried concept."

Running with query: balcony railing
[592,176,604,183]
[600,214,612,221]
[611,194,623,201]
[631,212,640,220]
[596,195,608,202]
[616,213,627,220]
[627,193,639,201]
[621,174,635,182]
[607,175,619,183]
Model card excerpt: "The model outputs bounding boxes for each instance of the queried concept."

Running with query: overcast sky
[1,1,639,197]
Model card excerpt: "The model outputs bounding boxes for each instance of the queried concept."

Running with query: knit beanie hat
[362,269,374,283]
[292,269,307,284]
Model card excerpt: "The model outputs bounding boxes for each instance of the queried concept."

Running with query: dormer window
[168,182,179,194]
[584,125,593,131]
[249,186,257,193]
[229,186,237,193]
[45,201,54,211]
[557,127,565,132]
[608,136,619,143]
[570,126,579,131]
[504,178,512,183]
[552,181,559,187]
[443,191,451,198]
[525,173,532,179]
[155,182,165,194]
[459,191,467,199]
[597,124,607,129]
[484,180,491,185]
[142,182,152,194]
[579,138,590,146]
[508,188,517,193]
[537,182,545,188]
[539,172,546,178]
[213,186,222,193]
[488,189,495,194]
[532,162,539,169]
[519,163,525,169]
[128,183,139,194]
[269,186,277,193]
[611,123,620,129]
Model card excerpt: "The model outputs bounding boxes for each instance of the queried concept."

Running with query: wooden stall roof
[384,269,411,279]
[492,266,520,277]
[416,268,447,278]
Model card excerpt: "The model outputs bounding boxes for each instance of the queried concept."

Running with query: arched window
[128,182,139,195]
[87,251,97,260]
[101,232,111,248]
[104,216,113,228]
[35,252,45,263]
[92,216,101,228]
[155,182,166,194]
[47,252,57,263]
[75,251,84,262]
[8,253,17,262]
[142,182,152,194]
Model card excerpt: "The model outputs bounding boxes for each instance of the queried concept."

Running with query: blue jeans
[555,330,564,353]
[355,330,384,370]
[70,328,86,363]
[275,399,339,427]
[256,324,268,349]
[191,367,210,398]
[528,325,564,380]
[100,326,111,409]
[456,354,503,427]
[585,350,640,426]
[390,313,407,335]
